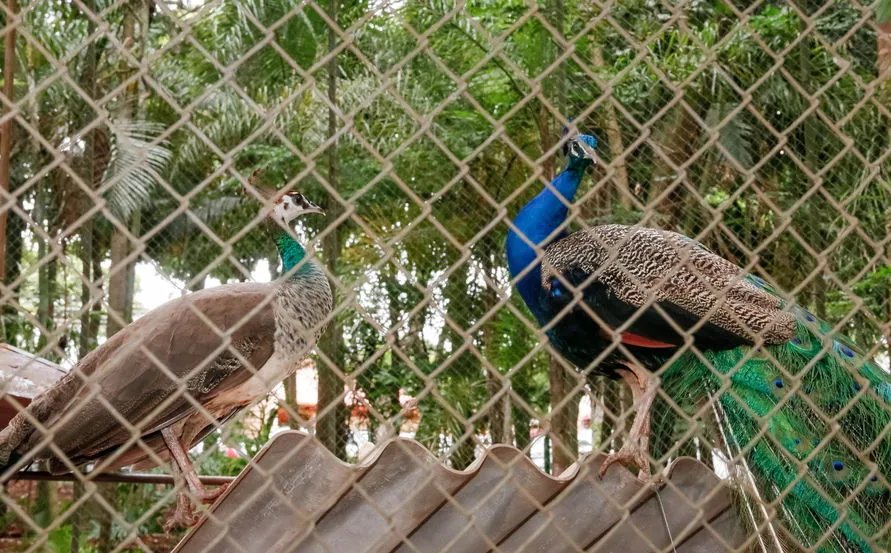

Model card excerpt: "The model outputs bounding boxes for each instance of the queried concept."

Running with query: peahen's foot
[164,492,200,532]
[195,482,228,504]
[162,484,228,531]
[160,426,229,529]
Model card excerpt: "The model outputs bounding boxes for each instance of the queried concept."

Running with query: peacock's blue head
[563,134,597,171]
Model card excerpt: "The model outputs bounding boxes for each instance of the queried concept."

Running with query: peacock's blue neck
[274,228,316,279]
[506,166,585,322]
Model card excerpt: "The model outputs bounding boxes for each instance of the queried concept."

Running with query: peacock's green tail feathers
[660,276,890,553]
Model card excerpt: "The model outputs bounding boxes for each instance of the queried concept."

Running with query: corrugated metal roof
[174,431,745,553]
[0,343,68,428]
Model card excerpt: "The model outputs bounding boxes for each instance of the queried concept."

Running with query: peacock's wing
[0,282,277,470]
[540,224,796,349]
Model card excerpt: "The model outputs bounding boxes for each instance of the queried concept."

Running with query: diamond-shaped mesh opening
[351,93,421,159]
[466,59,534,120]
[430,181,499,246]
[609,0,675,44]
[392,136,458,194]
[500,17,563,82]
[431,98,497,160]
[351,14,419,75]
[421,14,490,76]
[840,103,891,162]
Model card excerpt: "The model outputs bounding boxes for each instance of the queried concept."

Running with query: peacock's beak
[569,137,597,163]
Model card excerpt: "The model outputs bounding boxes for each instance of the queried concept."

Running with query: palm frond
[103,120,172,220]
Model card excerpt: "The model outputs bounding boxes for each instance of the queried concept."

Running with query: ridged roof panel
[175,432,745,553]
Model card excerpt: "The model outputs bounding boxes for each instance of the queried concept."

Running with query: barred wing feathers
[540,224,796,347]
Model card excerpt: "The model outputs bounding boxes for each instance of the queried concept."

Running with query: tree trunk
[541,10,578,472]
[70,480,84,553]
[3,41,43,348]
[878,20,891,79]
[78,236,94,360]
[107,1,145,342]
[589,376,607,450]
[268,251,280,280]
[124,212,140,322]
[72,10,99,549]
[600,377,622,453]
[76,1,99,358]
[591,46,631,210]
[450,427,476,470]
[485,371,508,444]
[107,230,130,336]
[514,404,531,450]
[796,15,827,317]
[315,0,347,459]
[2,192,23,345]
[481,251,509,444]
[189,275,206,292]
[282,373,301,429]
[35,184,58,357]
[548,356,578,475]
[0,0,18,281]
[536,106,556,181]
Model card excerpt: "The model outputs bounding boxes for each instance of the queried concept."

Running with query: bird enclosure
[0,0,890,552]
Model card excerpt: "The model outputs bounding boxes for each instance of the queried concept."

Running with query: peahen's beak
[304,198,325,216]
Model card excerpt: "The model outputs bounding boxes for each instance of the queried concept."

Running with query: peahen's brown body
[0,187,332,528]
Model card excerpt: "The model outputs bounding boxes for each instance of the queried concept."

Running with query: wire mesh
[0,0,889,552]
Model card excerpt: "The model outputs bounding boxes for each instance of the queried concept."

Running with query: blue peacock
[506,134,891,552]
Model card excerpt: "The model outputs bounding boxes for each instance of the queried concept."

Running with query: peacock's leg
[161,426,228,530]
[598,365,658,481]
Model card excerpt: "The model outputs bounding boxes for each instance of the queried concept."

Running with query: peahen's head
[563,134,598,171]
[243,171,325,226]
[271,191,324,224]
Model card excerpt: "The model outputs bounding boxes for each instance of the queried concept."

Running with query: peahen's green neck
[272,227,317,279]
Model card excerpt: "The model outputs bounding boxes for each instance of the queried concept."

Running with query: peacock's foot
[598,443,652,480]
[164,492,201,532]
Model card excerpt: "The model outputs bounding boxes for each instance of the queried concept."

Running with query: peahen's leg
[161,426,228,530]
[598,364,658,481]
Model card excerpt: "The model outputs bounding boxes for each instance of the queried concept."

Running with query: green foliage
[878,0,891,23]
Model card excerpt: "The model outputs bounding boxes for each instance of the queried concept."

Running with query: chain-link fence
[0,0,890,551]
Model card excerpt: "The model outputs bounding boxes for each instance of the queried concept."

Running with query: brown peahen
[0,182,333,528]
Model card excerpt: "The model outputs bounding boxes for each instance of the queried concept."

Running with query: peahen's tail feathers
[0,451,22,482]
[662,284,890,553]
